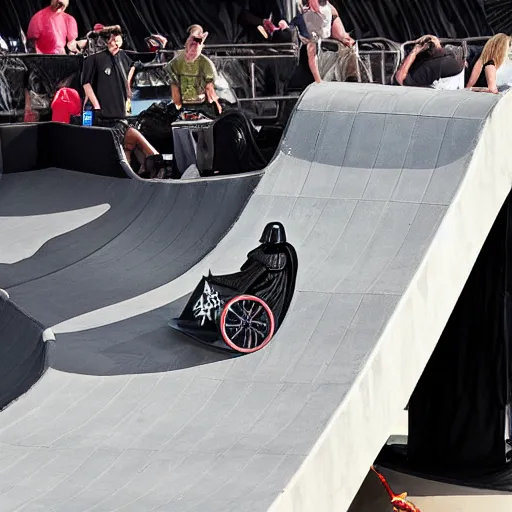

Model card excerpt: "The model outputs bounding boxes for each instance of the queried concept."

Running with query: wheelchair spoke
[228,308,244,322]
[250,305,263,321]
[232,326,243,339]
[225,322,243,329]
[251,327,266,338]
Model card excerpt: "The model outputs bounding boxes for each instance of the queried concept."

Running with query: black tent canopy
[1,0,296,51]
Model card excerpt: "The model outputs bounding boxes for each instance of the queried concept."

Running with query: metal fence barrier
[0,36,495,123]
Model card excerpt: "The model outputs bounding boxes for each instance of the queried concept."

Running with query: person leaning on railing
[394,35,464,87]
[291,0,355,84]
[466,33,511,94]
[26,0,78,54]
[296,0,334,84]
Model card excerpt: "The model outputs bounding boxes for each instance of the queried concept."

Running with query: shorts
[95,118,131,149]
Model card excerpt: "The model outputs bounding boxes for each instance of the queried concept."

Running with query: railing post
[250,61,256,100]
[381,49,386,84]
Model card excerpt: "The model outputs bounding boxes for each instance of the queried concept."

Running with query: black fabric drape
[484,0,512,34]
[209,242,298,329]
[331,0,492,41]
[0,1,507,53]
[210,110,267,176]
[407,195,512,471]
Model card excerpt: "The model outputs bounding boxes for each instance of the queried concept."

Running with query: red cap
[93,23,105,31]
[51,88,81,124]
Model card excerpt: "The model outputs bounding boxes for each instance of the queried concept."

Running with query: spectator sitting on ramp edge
[166,25,222,116]
[394,35,464,87]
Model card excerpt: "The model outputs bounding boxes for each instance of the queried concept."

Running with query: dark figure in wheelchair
[170,222,298,354]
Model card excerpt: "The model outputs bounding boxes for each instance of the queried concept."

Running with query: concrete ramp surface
[0,83,511,511]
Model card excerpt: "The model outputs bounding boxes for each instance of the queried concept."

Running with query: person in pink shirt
[27,0,78,54]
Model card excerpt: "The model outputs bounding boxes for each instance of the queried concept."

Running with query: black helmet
[260,222,287,244]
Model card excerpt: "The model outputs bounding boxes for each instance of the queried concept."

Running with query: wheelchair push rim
[220,295,275,353]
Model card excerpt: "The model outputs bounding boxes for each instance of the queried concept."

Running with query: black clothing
[209,242,298,329]
[82,49,133,119]
[403,48,463,87]
[474,59,496,88]
[247,0,282,21]
[238,10,292,43]
[208,110,267,176]
[94,117,129,148]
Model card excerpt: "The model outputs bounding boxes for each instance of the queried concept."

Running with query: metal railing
[0,35,497,123]
[133,42,300,100]
[355,38,401,84]
[131,43,301,120]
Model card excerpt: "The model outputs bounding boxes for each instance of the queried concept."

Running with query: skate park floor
[1,82,512,511]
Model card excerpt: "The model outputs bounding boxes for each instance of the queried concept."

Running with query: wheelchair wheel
[220,295,275,353]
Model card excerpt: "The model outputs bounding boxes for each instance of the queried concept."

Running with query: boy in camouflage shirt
[166,25,222,114]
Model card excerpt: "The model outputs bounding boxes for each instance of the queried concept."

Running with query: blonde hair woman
[466,33,511,93]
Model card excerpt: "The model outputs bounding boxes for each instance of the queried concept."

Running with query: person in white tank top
[302,0,332,41]
[300,0,332,83]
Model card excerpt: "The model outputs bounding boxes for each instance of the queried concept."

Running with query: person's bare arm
[331,17,354,47]
[171,84,182,110]
[307,42,322,83]
[330,5,355,47]
[83,83,101,109]
[67,40,79,54]
[127,66,135,97]
[205,82,222,114]
[66,18,79,54]
[167,59,182,109]
[484,64,499,93]
[466,59,482,88]
[395,44,425,85]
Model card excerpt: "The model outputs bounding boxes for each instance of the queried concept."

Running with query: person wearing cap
[82,26,134,119]
[27,0,78,54]
[75,23,108,54]
[166,25,222,115]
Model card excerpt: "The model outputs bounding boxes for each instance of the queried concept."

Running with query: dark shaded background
[0,0,508,51]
